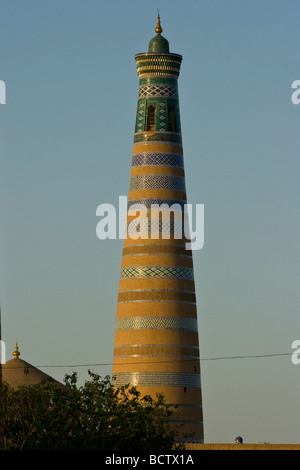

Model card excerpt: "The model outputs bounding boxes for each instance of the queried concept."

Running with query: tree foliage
[2,371,183,450]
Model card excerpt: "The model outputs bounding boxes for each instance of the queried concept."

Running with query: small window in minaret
[168,106,176,132]
[146,105,156,132]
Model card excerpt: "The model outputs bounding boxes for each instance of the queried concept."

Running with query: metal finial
[13,341,20,359]
[155,11,163,35]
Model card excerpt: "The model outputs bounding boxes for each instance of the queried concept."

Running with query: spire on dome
[155,11,163,35]
[13,341,20,359]
[148,12,169,53]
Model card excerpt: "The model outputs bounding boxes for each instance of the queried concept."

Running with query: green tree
[3,371,184,450]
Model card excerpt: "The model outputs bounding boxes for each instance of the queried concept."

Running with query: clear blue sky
[0,0,300,444]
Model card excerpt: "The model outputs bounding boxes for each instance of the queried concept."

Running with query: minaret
[112,15,204,443]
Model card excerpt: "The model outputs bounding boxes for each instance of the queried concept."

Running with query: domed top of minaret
[148,14,169,53]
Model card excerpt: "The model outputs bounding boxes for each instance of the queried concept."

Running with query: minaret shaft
[112,17,204,443]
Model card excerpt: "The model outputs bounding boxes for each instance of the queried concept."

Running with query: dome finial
[155,10,163,35]
[13,341,20,359]
[148,11,169,53]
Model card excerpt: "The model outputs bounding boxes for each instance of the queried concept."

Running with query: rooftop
[2,342,64,389]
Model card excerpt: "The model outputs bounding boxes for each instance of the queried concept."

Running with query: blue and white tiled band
[130,174,186,192]
[113,372,201,388]
[138,84,178,99]
[131,152,184,168]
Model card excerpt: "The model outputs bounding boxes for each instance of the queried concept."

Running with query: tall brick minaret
[112,15,204,442]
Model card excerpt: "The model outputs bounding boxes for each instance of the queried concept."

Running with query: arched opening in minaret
[146,105,156,132]
[168,106,176,132]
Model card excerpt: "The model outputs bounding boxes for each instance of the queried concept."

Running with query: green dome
[148,34,170,53]
[148,14,170,53]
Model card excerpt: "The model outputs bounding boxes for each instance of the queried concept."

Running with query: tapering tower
[112,15,204,442]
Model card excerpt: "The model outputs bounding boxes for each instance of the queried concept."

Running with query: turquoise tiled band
[130,174,186,192]
[138,84,178,99]
[131,153,184,168]
[113,372,201,388]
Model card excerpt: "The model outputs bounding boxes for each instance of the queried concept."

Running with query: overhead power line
[3,351,292,370]
[201,352,292,361]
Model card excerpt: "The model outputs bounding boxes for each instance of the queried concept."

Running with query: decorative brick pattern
[122,245,192,257]
[135,52,182,78]
[120,266,194,280]
[117,290,196,303]
[114,344,200,358]
[115,316,198,331]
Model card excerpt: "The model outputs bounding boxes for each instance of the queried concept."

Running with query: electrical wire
[3,351,293,370]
